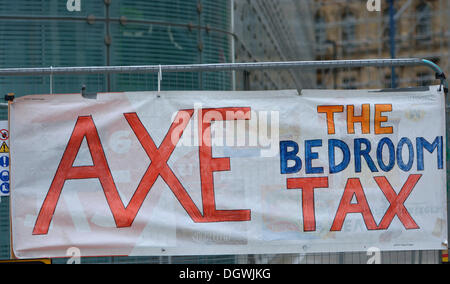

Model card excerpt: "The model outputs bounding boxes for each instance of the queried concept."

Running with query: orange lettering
[347,104,370,134]
[317,105,344,135]
[374,104,393,134]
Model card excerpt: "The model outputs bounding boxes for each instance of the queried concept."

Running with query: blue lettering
[416,136,443,171]
[354,138,378,173]
[280,140,302,174]
[397,137,414,171]
[328,139,351,174]
[377,137,395,172]
[305,140,324,174]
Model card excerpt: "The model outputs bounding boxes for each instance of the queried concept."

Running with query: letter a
[331,178,378,231]
[33,116,123,235]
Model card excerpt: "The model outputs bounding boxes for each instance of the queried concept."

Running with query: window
[315,11,327,46]
[416,2,432,43]
[384,74,392,89]
[341,9,356,53]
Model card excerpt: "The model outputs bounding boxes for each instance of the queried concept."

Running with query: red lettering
[331,178,378,231]
[286,177,329,232]
[123,111,204,223]
[33,111,198,235]
[199,108,252,222]
[33,116,125,235]
[374,174,421,230]
[33,108,253,235]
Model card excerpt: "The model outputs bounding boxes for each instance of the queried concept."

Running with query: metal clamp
[422,59,448,94]
[4,92,15,102]
[81,85,97,100]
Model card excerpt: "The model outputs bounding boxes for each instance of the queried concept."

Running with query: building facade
[313,0,449,90]
[0,0,233,98]
[232,0,316,91]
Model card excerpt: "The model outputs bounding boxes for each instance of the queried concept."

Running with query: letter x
[123,112,204,223]
[374,174,421,230]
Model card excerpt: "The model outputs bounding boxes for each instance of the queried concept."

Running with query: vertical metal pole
[158,64,162,96]
[243,70,250,90]
[105,0,111,92]
[447,87,450,260]
[325,40,338,89]
[230,0,236,91]
[388,0,397,88]
[49,66,53,94]
[197,0,203,89]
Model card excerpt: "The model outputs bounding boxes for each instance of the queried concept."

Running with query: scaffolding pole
[0,58,446,94]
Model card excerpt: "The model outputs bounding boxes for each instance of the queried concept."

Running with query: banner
[10,87,447,258]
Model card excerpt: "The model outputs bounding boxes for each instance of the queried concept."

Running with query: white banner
[10,87,448,258]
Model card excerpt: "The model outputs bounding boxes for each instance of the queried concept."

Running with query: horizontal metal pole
[0,58,446,94]
[0,58,426,76]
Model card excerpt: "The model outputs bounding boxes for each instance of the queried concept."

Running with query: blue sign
[0,182,8,194]
[0,170,8,182]
[0,156,8,167]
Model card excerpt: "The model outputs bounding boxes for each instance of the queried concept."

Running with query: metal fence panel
[0,59,447,264]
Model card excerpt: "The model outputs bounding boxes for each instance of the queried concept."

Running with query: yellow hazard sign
[0,142,9,153]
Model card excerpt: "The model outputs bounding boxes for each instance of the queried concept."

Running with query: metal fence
[0,58,448,264]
